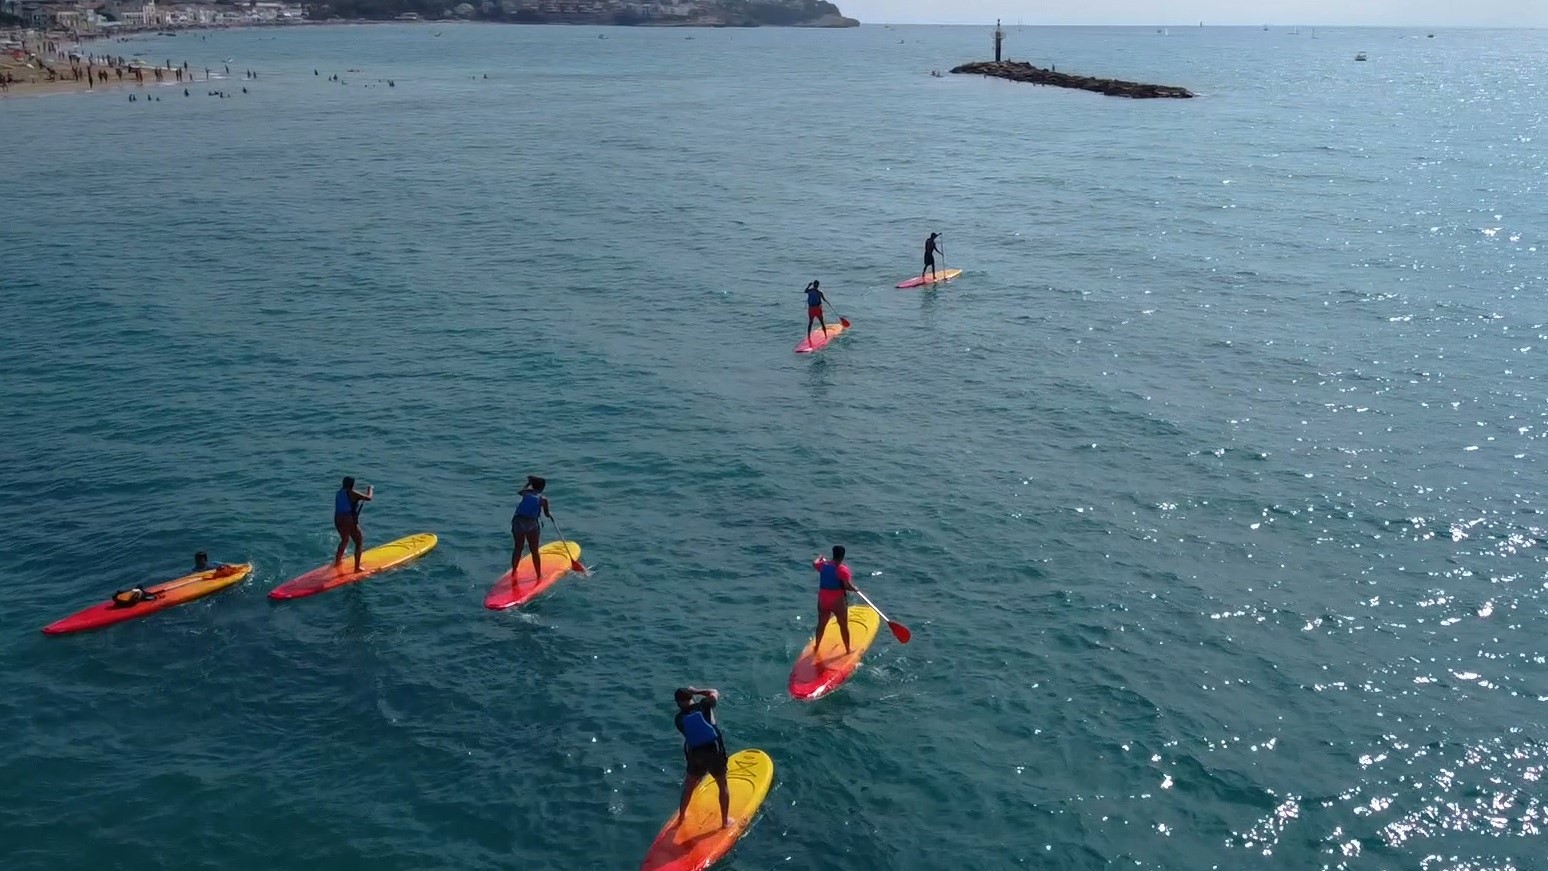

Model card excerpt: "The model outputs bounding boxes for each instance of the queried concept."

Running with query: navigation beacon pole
[994,19,1004,62]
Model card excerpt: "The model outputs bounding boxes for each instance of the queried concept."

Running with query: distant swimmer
[673,687,732,830]
[812,545,857,656]
[333,476,374,572]
[804,280,831,336]
[511,475,554,576]
[921,232,942,282]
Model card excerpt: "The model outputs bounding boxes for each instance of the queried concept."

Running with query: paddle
[827,301,851,330]
[547,516,589,576]
[851,587,911,644]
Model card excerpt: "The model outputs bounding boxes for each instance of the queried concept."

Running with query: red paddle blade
[888,621,911,644]
[840,317,851,328]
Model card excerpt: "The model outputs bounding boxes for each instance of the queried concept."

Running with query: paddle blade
[888,620,912,644]
[840,317,851,328]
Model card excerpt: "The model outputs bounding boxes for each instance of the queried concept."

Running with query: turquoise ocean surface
[3,22,1546,870]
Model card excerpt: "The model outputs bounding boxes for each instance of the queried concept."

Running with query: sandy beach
[2,29,218,99]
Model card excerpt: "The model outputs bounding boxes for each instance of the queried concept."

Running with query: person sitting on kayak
[921,232,942,281]
[333,476,373,573]
[813,545,858,656]
[804,280,830,337]
[674,686,732,830]
[512,475,555,577]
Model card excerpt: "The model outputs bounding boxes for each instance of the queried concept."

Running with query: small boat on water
[1355,52,1368,61]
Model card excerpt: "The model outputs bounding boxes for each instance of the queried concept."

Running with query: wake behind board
[484,540,583,609]
[795,322,848,354]
[269,533,437,600]
[896,267,962,289]
[788,604,881,700]
[42,564,254,636]
[639,748,775,871]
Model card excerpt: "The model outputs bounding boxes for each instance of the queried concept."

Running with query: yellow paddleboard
[269,533,438,600]
[640,749,775,871]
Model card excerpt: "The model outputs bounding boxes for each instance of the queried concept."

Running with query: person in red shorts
[812,545,858,656]
[803,280,831,337]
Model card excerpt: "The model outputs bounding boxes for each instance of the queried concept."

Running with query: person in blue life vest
[512,475,555,576]
[804,280,831,336]
[673,686,732,830]
[333,476,373,572]
[813,545,858,657]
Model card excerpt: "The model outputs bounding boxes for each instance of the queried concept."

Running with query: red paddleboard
[788,604,881,699]
[896,267,962,289]
[484,540,583,609]
[42,564,253,636]
[795,322,848,354]
[269,533,437,601]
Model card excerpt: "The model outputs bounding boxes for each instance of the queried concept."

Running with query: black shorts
[924,255,936,267]
[684,742,728,779]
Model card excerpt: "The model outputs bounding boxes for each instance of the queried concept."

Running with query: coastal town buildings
[4,1,305,32]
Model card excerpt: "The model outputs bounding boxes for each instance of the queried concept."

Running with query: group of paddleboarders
[800,234,944,334]
[666,545,858,830]
[330,474,563,582]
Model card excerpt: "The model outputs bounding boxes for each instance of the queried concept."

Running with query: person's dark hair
[832,545,846,562]
[527,476,547,492]
[674,688,693,705]
[342,476,355,490]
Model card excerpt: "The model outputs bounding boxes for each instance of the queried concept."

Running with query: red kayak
[43,564,253,636]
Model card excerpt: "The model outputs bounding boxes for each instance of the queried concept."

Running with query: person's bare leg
[676,772,703,827]
[714,769,732,828]
[526,529,542,579]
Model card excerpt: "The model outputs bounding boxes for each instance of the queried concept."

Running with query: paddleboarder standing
[333,476,373,573]
[512,475,555,577]
[813,545,858,656]
[673,687,732,830]
[922,232,942,282]
[804,280,831,336]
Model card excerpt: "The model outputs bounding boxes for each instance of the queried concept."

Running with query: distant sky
[840,1,1548,27]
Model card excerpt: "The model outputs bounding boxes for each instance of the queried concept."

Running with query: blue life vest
[515,490,543,519]
[819,561,846,591]
[806,289,822,307]
[335,489,352,516]
[679,709,720,749]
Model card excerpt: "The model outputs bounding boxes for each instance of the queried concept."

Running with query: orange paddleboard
[43,564,253,635]
[484,540,583,609]
[788,605,881,700]
[795,322,848,354]
[269,533,437,600]
[640,749,775,871]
